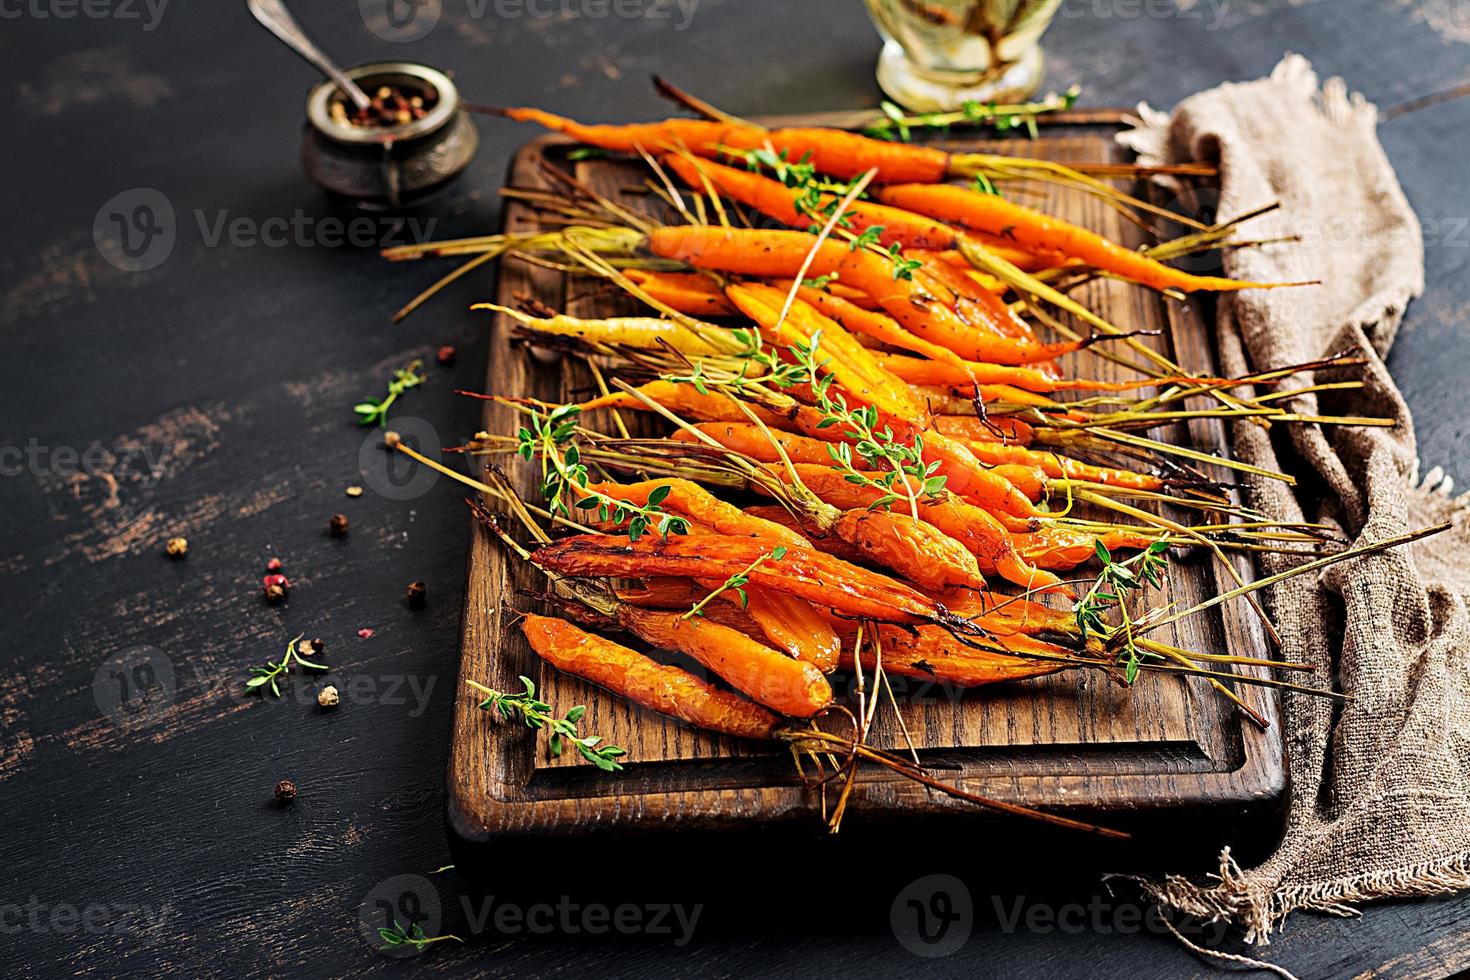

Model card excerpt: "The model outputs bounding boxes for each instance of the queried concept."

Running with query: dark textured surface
[1,2,1467,977]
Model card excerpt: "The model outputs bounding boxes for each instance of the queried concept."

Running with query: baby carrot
[589,478,809,550]
[841,626,1069,688]
[832,508,987,592]
[475,303,730,355]
[729,586,842,673]
[501,107,951,183]
[876,183,1302,294]
[646,227,1085,365]
[625,270,737,316]
[533,533,943,623]
[619,607,832,718]
[520,613,778,740]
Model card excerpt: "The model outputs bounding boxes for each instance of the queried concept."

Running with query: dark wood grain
[447,121,1285,844]
[3,2,1469,978]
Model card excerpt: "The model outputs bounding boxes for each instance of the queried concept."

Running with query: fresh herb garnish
[474,676,627,771]
[863,87,1080,142]
[1073,538,1171,683]
[683,546,788,620]
[377,920,463,952]
[517,404,689,542]
[355,359,427,428]
[246,633,329,697]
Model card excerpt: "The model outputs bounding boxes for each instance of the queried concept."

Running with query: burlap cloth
[1111,54,1470,954]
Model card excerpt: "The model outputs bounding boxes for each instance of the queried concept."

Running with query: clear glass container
[862,0,1062,112]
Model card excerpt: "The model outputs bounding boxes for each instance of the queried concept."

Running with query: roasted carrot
[503,107,951,182]
[991,463,1048,501]
[931,414,1036,445]
[625,269,737,316]
[646,227,1086,365]
[619,606,832,718]
[724,585,842,673]
[476,303,730,355]
[533,533,944,624]
[841,626,1069,687]
[783,282,974,368]
[589,479,809,550]
[742,505,873,565]
[1015,526,1159,570]
[833,508,987,592]
[876,183,1300,294]
[521,613,778,740]
[945,436,1165,492]
[579,380,757,422]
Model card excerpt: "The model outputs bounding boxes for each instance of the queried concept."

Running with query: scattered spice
[266,557,282,572]
[345,485,365,498]
[358,627,376,639]
[274,779,297,804]
[437,344,456,365]
[317,685,340,709]
[298,637,325,658]
[405,580,428,609]
[328,513,350,538]
[332,84,438,130]
[383,431,402,450]
[247,633,326,695]
[165,536,189,559]
[263,573,291,603]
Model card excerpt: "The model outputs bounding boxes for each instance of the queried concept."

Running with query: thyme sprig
[355,359,427,428]
[517,404,689,541]
[472,676,627,771]
[377,920,463,952]
[790,334,945,518]
[245,633,329,697]
[1073,538,1171,683]
[683,546,789,620]
[863,86,1081,142]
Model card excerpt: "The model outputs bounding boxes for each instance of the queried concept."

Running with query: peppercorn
[328,513,349,537]
[298,637,325,658]
[263,573,291,603]
[383,431,401,450]
[437,344,456,366]
[266,557,282,572]
[405,581,427,609]
[317,685,340,709]
[165,536,188,559]
[274,779,297,803]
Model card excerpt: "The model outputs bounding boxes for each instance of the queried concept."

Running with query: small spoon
[248,0,373,114]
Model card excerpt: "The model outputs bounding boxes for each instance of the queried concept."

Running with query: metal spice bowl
[301,62,478,211]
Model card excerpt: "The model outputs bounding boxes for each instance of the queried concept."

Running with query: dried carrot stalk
[619,607,832,718]
[520,613,778,740]
[876,183,1303,294]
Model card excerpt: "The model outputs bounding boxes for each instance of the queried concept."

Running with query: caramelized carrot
[742,505,872,566]
[646,227,1086,365]
[579,380,759,422]
[841,626,1069,687]
[932,414,1035,445]
[725,585,842,673]
[533,534,943,623]
[833,508,986,592]
[1015,526,1159,570]
[503,107,950,182]
[947,437,1165,492]
[625,270,737,316]
[876,351,1157,396]
[876,183,1298,294]
[521,613,778,740]
[783,282,973,368]
[619,607,832,718]
[991,463,1047,501]
[589,479,808,550]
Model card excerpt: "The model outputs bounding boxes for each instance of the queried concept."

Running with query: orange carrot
[782,282,974,369]
[832,508,987,592]
[991,463,1048,501]
[625,270,736,316]
[727,585,842,673]
[931,414,1036,445]
[944,436,1165,492]
[619,607,832,718]
[589,478,809,550]
[876,183,1300,294]
[534,533,943,624]
[521,613,778,740]
[841,626,1068,687]
[579,380,759,422]
[502,107,950,182]
[1015,526,1159,570]
[646,227,1085,365]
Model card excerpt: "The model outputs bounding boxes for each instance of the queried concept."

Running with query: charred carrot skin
[502,107,951,183]
[534,534,943,623]
[840,626,1069,687]
[520,613,778,740]
[646,227,1083,366]
[620,607,832,718]
[876,183,1289,294]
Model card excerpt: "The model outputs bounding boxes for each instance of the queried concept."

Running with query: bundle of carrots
[381,81,1435,835]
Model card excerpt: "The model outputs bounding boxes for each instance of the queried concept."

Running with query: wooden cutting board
[446,111,1285,842]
